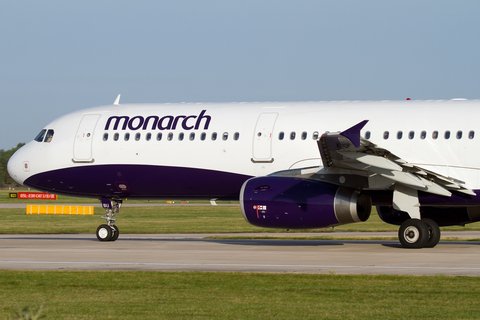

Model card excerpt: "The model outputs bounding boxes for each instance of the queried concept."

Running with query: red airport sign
[9,192,57,200]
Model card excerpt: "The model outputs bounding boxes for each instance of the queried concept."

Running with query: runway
[1,233,480,275]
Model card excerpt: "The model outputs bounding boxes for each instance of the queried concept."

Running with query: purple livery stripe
[24,165,253,200]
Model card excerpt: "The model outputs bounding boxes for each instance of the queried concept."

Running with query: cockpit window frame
[34,129,47,142]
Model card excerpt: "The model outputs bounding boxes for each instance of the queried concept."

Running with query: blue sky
[1,1,480,150]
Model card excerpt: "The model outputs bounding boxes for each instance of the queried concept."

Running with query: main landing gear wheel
[423,218,441,248]
[398,219,429,248]
[96,224,112,241]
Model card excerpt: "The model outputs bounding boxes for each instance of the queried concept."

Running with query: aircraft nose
[7,145,29,185]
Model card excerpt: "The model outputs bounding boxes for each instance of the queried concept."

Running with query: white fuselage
[8,99,480,198]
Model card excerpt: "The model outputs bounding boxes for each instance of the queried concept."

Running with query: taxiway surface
[1,233,480,275]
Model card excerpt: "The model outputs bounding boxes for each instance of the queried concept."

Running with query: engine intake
[240,176,371,229]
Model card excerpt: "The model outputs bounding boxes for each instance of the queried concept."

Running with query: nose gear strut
[96,198,122,241]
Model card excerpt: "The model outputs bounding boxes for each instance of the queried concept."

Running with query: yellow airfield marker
[26,205,94,215]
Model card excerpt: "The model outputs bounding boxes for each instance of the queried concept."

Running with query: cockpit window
[34,129,47,142]
[44,129,54,143]
[34,129,54,142]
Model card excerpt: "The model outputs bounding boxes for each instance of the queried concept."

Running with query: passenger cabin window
[212,132,217,141]
[114,133,119,141]
[383,131,389,139]
[34,129,47,142]
[201,132,206,141]
[103,133,109,141]
[190,133,195,141]
[157,133,162,141]
[420,131,426,140]
[167,133,173,141]
[301,131,307,140]
[124,133,130,141]
[313,131,319,140]
[408,131,414,139]
[135,133,141,141]
[432,131,438,140]
[290,132,296,140]
[234,132,240,140]
[365,131,371,139]
[146,133,152,141]
[278,132,284,140]
[445,131,450,139]
[223,132,228,141]
[457,131,462,139]
[178,133,184,141]
[469,131,475,139]
[397,131,403,139]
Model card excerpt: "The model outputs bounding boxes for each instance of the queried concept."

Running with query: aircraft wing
[315,120,475,197]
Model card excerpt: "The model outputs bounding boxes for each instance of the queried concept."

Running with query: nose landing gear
[96,198,121,241]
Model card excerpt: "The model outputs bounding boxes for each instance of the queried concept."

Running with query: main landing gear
[398,218,440,248]
[96,198,122,242]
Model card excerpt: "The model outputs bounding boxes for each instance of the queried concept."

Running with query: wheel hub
[404,226,419,243]
[98,227,109,239]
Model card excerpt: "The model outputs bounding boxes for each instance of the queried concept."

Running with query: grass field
[3,205,480,235]
[1,271,480,319]
[2,190,480,235]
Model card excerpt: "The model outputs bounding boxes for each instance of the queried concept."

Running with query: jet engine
[240,176,372,229]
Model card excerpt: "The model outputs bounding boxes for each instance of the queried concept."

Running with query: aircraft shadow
[3,236,479,247]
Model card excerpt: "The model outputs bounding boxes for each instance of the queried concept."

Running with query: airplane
[7,95,480,248]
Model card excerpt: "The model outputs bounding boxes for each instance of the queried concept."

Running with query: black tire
[398,219,429,248]
[423,218,441,248]
[96,224,112,241]
[110,225,119,241]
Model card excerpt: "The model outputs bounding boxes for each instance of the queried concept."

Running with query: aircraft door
[252,113,278,163]
[73,114,100,162]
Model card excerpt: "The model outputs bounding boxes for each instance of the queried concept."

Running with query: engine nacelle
[240,176,372,229]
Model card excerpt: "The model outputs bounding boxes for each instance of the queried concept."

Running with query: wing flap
[369,167,426,189]
[339,151,403,171]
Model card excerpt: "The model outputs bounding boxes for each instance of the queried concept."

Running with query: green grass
[2,204,480,234]
[2,189,480,234]
[0,206,257,234]
[0,205,411,234]
[1,271,480,319]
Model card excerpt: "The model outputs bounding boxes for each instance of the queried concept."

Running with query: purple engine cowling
[240,176,372,229]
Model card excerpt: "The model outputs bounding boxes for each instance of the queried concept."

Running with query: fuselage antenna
[113,94,121,105]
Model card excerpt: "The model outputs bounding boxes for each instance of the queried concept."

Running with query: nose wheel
[97,198,122,242]
[96,224,120,241]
